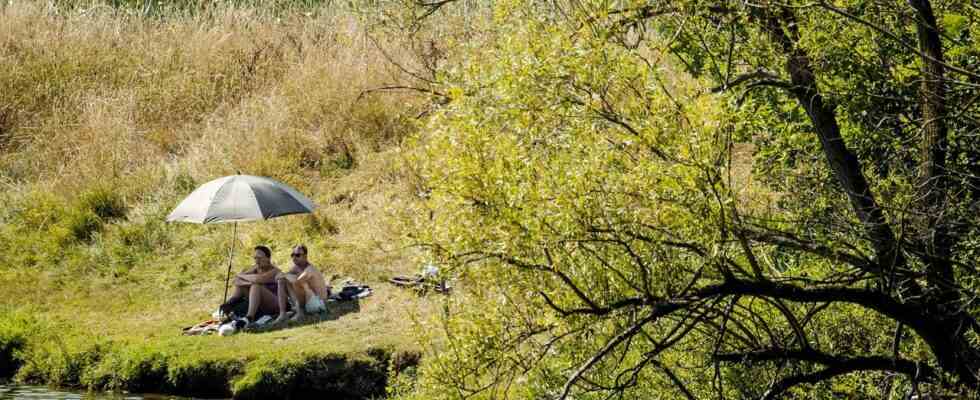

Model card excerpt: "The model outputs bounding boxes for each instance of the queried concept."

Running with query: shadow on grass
[248,299,361,334]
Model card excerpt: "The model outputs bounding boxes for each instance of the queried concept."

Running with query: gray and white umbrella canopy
[166,174,316,304]
[166,175,315,223]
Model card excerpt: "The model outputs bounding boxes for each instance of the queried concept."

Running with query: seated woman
[274,244,330,324]
[219,245,284,323]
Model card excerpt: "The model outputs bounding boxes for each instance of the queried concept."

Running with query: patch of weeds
[0,105,12,152]
[57,187,128,243]
[274,133,326,172]
[330,192,355,206]
[329,145,357,171]
[78,186,127,222]
[298,146,325,170]
[167,357,241,398]
[65,209,103,243]
[233,350,391,400]
[318,137,357,176]
[0,311,31,378]
[11,191,69,229]
[115,218,172,253]
[386,351,422,398]
[16,201,74,260]
[82,345,170,393]
[172,171,197,195]
[14,334,108,388]
[306,213,340,236]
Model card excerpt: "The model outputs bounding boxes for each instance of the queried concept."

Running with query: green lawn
[0,152,433,398]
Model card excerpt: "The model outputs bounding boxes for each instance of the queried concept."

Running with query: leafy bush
[0,311,29,378]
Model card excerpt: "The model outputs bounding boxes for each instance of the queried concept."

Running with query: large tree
[394,0,980,398]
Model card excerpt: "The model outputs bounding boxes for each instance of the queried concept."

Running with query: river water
[0,384,197,400]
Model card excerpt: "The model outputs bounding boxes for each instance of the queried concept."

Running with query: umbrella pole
[222,221,238,304]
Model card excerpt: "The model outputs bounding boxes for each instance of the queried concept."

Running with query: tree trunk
[756,6,980,388]
[909,0,954,292]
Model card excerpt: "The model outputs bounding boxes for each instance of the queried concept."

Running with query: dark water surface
[0,384,203,400]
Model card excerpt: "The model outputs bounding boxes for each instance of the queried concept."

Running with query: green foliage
[401,5,738,397]
[0,191,72,269]
[233,350,393,399]
[396,0,980,398]
[0,310,30,378]
[0,313,241,397]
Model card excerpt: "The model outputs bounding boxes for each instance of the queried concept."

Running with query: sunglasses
[291,253,306,257]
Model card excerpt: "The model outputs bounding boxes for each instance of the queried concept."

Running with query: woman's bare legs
[246,284,279,320]
[229,285,247,299]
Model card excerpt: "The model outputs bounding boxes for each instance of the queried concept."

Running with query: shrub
[0,312,29,378]
[172,171,197,195]
[78,187,127,222]
[65,209,103,243]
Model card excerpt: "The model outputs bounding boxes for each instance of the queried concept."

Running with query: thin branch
[716,348,937,379]
[814,0,980,81]
[557,311,658,400]
[709,68,788,93]
[356,85,447,102]
[739,227,876,273]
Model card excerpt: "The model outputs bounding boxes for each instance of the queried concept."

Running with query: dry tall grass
[0,1,418,194]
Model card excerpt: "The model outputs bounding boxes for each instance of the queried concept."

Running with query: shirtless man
[219,245,283,323]
[274,244,330,324]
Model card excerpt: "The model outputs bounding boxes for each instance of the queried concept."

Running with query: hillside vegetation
[8,0,972,398]
[0,1,438,397]
[394,0,980,398]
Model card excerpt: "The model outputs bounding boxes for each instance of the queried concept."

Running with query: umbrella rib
[205,178,236,224]
[249,181,266,220]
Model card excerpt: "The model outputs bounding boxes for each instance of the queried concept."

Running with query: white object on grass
[218,323,236,336]
[305,295,326,313]
[422,263,439,278]
[254,315,273,326]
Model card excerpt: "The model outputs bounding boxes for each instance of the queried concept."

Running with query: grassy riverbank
[0,1,438,397]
